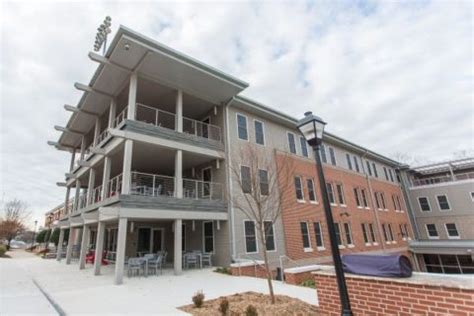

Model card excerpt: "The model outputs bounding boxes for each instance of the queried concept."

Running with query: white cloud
[0,0,472,227]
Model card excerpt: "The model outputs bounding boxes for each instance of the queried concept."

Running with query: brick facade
[230,264,277,279]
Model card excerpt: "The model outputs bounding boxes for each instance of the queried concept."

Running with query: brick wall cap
[284,264,330,274]
[230,260,265,268]
[312,269,474,290]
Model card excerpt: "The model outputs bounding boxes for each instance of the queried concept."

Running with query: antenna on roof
[93,16,112,55]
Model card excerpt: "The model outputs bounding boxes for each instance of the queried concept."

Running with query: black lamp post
[297,111,353,316]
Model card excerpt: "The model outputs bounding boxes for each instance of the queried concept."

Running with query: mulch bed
[179,291,319,315]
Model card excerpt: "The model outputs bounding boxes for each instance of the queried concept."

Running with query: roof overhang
[409,240,474,256]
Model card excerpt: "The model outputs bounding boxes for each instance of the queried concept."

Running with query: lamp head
[297,111,326,147]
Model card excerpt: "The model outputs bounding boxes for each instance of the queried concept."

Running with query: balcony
[410,172,474,187]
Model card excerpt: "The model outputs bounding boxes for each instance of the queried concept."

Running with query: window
[445,223,460,239]
[368,223,377,243]
[327,183,335,204]
[437,195,451,211]
[374,192,381,209]
[366,161,372,176]
[471,192,474,202]
[346,154,353,170]
[382,224,389,242]
[244,221,257,253]
[426,224,439,239]
[237,114,248,140]
[361,223,369,243]
[300,137,308,157]
[361,189,369,208]
[372,163,378,177]
[389,169,394,182]
[294,177,304,201]
[307,179,317,202]
[258,169,269,196]
[418,197,431,212]
[423,254,474,274]
[254,120,265,145]
[329,147,337,165]
[313,222,324,248]
[287,133,296,154]
[264,221,276,251]
[320,144,327,163]
[354,188,362,207]
[380,192,387,209]
[300,222,311,249]
[353,156,360,172]
[203,221,214,253]
[336,184,345,205]
[399,224,405,239]
[344,223,353,245]
[383,167,389,181]
[240,166,251,193]
[392,195,398,211]
[396,195,403,211]
[404,224,410,239]
[334,223,342,246]
[388,224,394,241]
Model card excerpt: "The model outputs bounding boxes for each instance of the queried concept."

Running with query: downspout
[223,97,237,260]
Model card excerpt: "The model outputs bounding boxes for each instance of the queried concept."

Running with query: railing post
[195,181,198,200]
[127,73,137,120]
[155,109,159,127]
[152,175,156,196]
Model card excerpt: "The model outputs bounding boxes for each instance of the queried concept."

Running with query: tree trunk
[258,226,276,304]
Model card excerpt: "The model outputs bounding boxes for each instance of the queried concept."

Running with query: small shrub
[300,279,315,288]
[214,267,232,275]
[0,245,6,257]
[218,298,229,315]
[245,305,258,316]
[192,290,205,308]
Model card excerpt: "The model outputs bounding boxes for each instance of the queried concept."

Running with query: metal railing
[136,103,176,130]
[89,185,103,205]
[131,172,175,197]
[411,172,474,187]
[112,107,127,128]
[183,178,223,200]
[96,129,110,145]
[183,117,221,142]
[107,174,123,198]
[74,193,87,212]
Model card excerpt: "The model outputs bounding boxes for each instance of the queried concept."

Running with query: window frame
[372,162,379,178]
[313,221,324,249]
[368,223,377,244]
[328,147,337,166]
[383,167,389,181]
[336,183,346,206]
[264,221,277,251]
[240,165,252,194]
[253,119,265,146]
[287,132,297,154]
[346,153,353,170]
[307,178,318,203]
[327,182,336,205]
[389,169,394,182]
[236,113,249,141]
[300,136,309,158]
[418,197,432,212]
[202,221,215,253]
[361,223,370,245]
[354,187,362,208]
[294,176,305,202]
[445,223,460,239]
[243,220,258,254]
[361,189,369,208]
[300,221,312,251]
[436,195,451,211]
[320,144,327,163]
[334,222,343,248]
[258,169,269,196]
[366,161,372,176]
[353,156,360,172]
[343,222,354,247]
[425,224,439,239]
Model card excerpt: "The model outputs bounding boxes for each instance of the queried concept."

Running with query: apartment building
[399,158,474,274]
[47,25,415,284]
[44,202,70,228]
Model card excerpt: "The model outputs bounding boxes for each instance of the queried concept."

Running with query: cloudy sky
[1,0,472,227]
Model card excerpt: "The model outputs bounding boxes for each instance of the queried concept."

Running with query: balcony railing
[183,117,221,142]
[131,172,175,197]
[411,172,474,187]
[89,185,103,205]
[107,174,123,198]
[96,129,110,145]
[183,178,223,200]
[136,103,176,130]
[112,107,127,128]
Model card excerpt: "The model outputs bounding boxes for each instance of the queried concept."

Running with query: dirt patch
[179,291,319,315]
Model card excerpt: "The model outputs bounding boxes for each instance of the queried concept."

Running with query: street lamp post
[297,111,353,316]
[32,220,38,246]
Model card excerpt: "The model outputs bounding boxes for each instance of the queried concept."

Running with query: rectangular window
[374,192,381,209]
[300,137,308,157]
[334,223,342,246]
[288,133,296,154]
[300,222,311,249]
[353,156,360,172]
[426,224,439,239]
[294,177,304,201]
[344,223,353,245]
[244,221,257,253]
[320,144,327,163]
[404,224,410,239]
[240,166,252,194]
[327,183,335,204]
[366,161,372,176]
[369,223,377,243]
[346,153,353,170]
[203,221,214,253]
[437,195,451,211]
[336,184,345,205]
[258,169,269,196]
[361,189,369,208]
[329,147,337,165]
[254,120,265,145]
[396,195,402,211]
[382,224,389,242]
[380,193,387,209]
[237,114,248,140]
[307,179,317,202]
[372,163,378,178]
[383,167,389,181]
[354,188,362,207]
[389,169,394,182]
[418,197,431,212]
[264,221,276,251]
[313,222,324,248]
[445,223,459,238]
[392,195,398,210]
[361,223,369,243]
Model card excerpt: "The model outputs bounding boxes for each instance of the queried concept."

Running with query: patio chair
[147,254,163,275]
[127,257,144,278]
[201,253,212,267]
[184,253,199,269]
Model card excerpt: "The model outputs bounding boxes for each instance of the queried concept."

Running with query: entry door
[152,229,164,252]
[137,228,151,254]
[202,168,212,197]
[201,117,210,139]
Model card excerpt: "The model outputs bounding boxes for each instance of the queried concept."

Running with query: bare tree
[230,144,295,304]
[0,199,31,250]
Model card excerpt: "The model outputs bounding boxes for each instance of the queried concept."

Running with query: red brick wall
[275,153,414,263]
[231,264,277,279]
[314,273,474,315]
[284,271,315,285]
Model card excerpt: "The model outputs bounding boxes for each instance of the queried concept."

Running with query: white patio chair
[202,253,212,267]
[147,254,163,275]
[184,253,199,269]
[127,258,144,278]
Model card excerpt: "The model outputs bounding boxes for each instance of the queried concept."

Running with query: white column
[65,227,75,264]
[74,180,81,211]
[87,168,96,205]
[174,219,182,275]
[94,221,105,275]
[108,99,117,128]
[69,149,76,172]
[56,229,65,261]
[174,150,183,198]
[93,117,101,146]
[79,225,90,269]
[80,137,86,160]
[127,73,138,120]
[101,157,112,200]
[121,140,133,194]
[175,89,183,132]
[64,187,71,214]
[114,217,128,285]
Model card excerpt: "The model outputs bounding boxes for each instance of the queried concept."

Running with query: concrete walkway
[1,250,317,315]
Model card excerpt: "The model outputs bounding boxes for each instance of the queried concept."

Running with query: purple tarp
[342,254,413,278]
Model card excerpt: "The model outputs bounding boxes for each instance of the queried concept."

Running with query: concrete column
[94,221,105,275]
[174,150,183,198]
[93,117,101,146]
[87,168,96,205]
[64,187,71,214]
[80,137,86,160]
[56,229,65,261]
[101,156,112,200]
[175,89,183,132]
[69,149,76,172]
[79,225,90,269]
[114,217,128,285]
[121,140,133,194]
[174,219,182,275]
[127,73,138,120]
[108,99,117,128]
[66,227,75,264]
[74,180,81,212]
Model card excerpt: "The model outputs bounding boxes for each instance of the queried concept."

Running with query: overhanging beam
[64,104,100,117]
[54,126,85,136]
[88,52,132,73]
[74,82,114,98]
